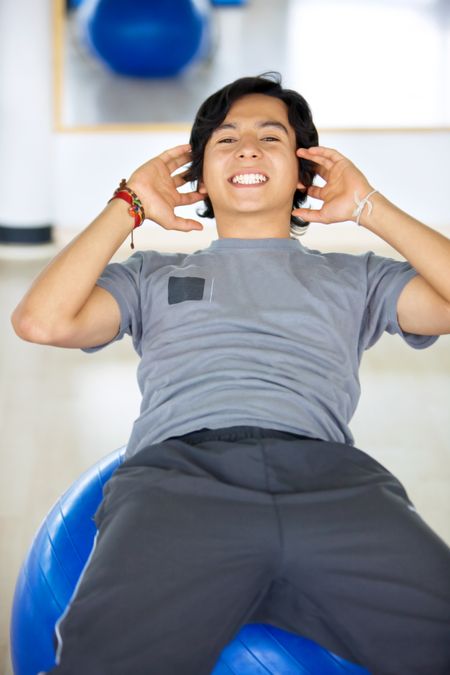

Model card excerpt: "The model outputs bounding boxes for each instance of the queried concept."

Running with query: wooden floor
[1,249,449,674]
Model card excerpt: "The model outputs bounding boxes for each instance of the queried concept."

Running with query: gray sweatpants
[49,426,450,675]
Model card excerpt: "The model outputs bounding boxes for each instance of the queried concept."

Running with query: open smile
[228,172,269,187]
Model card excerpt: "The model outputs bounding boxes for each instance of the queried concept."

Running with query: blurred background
[1,0,449,673]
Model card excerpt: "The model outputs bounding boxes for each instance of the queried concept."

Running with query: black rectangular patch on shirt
[168,276,206,305]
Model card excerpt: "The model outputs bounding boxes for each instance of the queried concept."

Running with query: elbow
[11,306,53,344]
[11,306,78,346]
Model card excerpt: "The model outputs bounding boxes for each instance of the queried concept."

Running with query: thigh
[50,465,279,675]
[271,455,450,675]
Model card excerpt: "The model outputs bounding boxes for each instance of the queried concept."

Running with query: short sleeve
[82,251,144,355]
[361,252,439,351]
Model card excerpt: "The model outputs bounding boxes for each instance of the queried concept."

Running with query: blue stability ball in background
[210,0,247,5]
[66,0,85,10]
[77,0,211,77]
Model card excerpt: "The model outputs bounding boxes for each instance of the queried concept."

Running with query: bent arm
[294,146,450,336]
[11,144,205,349]
[358,194,450,335]
[11,199,133,348]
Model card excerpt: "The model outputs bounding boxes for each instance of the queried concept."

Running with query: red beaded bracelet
[108,179,146,249]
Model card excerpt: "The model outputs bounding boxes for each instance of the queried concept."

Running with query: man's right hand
[127,144,205,232]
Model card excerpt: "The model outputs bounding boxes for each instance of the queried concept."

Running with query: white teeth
[231,173,267,185]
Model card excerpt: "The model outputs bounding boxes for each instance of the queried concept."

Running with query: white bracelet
[352,189,378,226]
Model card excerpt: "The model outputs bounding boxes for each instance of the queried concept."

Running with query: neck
[214,209,292,239]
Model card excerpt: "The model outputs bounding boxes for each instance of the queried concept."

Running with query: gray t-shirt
[84,237,437,459]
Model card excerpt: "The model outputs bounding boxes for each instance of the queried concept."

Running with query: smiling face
[200,94,304,238]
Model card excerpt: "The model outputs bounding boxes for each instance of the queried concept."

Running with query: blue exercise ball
[10,448,126,675]
[10,447,369,675]
[77,0,211,77]
[66,0,85,10]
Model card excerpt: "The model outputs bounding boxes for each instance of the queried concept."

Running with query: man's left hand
[293,146,374,224]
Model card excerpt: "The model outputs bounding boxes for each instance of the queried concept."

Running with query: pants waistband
[167,425,320,446]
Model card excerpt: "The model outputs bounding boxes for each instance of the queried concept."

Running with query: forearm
[12,199,134,339]
[359,193,450,303]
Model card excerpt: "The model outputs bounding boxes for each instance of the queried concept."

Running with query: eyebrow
[213,120,290,136]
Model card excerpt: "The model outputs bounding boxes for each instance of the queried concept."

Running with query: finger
[168,215,204,232]
[177,191,205,206]
[158,144,192,164]
[306,185,325,200]
[297,150,333,172]
[172,168,196,188]
[297,146,347,174]
[174,167,190,179]
[173,173,189,188]
[313,166,329,182]
[292,206,327,224]
[159,146,193,173]
[297,146,344,162]
[166,154,193,175]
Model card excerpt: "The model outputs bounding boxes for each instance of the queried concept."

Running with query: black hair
[184,72,319,236]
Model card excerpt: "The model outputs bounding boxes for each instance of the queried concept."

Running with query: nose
[235,136,262,159]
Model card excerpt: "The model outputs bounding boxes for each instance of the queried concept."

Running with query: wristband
[352,189,378,226]
[108,179,146,249]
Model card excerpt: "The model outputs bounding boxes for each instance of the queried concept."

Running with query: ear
[296,180,307,191]
[198,180,208,196]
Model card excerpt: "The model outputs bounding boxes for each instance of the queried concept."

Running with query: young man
[12,74,450,674]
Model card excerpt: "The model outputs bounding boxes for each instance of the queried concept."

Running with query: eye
[262,136,280,142]
[218,137,236,144]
